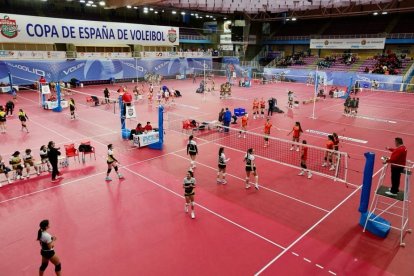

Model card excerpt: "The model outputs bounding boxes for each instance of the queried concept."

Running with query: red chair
[64,144,80,164]
[79,141,96,163]
[182,120,192,133]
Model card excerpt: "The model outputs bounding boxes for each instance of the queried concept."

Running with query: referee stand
[363,161,413,247]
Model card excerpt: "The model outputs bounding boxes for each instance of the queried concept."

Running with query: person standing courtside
[384,137,407,196]
[47,141,62,183]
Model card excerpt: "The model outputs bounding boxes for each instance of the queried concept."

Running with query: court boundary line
[254,184,362,275]
[171,152,331,213]
[122,166,286,249]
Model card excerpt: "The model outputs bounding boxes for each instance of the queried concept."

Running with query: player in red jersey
[263,118,272,147]
[252,98,259,119]
[298,140,312,179]
[322,135,335,170]
[239,113,248,138]
[287,122,303,151]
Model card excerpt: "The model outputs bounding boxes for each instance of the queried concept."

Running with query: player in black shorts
[37,219,62,276]
[244,148,259,190]
[217,147,230,184]
[187,135,198,170]
[183,170,196,219]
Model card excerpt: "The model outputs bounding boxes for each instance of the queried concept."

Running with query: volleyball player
[184,170,196,219]
[244,148,259,190]
[18,108,29,132]
[187,135,198,170]
[217,147,230,184]
[37,219,62,276]
[0,106,7,133]
[287,122,303,151]
[322,135,335,170]
[298,140,312,179]
[264,117,272,148]
[239,113,248,138]
[69,98,76,120]
[105,144,124,181]
[23,148,40,178]
[288,91,294,108]
[331,132,340,171]
[252,98,259,119]
[260,97,266,118]
[0,155,12,185]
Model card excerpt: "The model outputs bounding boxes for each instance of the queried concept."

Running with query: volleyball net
[166,112,349,184]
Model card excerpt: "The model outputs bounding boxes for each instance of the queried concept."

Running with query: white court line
[305,129,368,144]
[312,116,414,137]
[171,152,330,213]
[123,167,286,249]
[254,185,361,275]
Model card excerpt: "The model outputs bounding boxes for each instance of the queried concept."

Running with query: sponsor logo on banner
[0,15,19,38]
[167,28,177,43]
[125,105,136,119]
[310,38,385,49]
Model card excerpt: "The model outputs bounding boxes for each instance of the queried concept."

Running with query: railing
[179,34,212,41]
[264,33,414,41]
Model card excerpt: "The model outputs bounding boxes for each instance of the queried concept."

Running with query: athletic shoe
[385,191,397,197]
[322,163,327,167]
[191,211,195,219]
[118,174,124,179]
[105,176,112,181]
[329,166,336,171]
[307,173,312,179]
[255,184,259,190]
[298,171,305,176]
[290,147,294,151]
[185,205,189,213]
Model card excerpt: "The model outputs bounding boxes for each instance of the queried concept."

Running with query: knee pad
[40,262,48,271]
[107,168,111,174]
[55,263,62,272]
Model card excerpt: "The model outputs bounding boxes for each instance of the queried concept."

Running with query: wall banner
[310,38,386,49]
[0,13,179,46]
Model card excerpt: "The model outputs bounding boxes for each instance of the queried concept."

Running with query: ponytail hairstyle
[296,122,303,133]
[37,219,49,241]
[218,147,224,157]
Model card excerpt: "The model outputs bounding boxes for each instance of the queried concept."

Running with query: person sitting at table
[135,123,145,134]
[144,122,153,132]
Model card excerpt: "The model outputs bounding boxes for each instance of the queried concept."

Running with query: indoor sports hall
[1,0,414,275]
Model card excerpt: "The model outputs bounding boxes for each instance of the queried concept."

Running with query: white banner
[41,85,51,95]
[0,13,179,46]
[140,51,212,58]
[0,50,66,59]
[125,105,136,119]
[310,38,386,49]
[133,132,160,148]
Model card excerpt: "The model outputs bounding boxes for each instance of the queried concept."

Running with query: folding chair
[64,144,80,164]
[79,141,96,163]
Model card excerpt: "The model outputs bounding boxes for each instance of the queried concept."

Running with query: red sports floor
[0,77,413,275]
